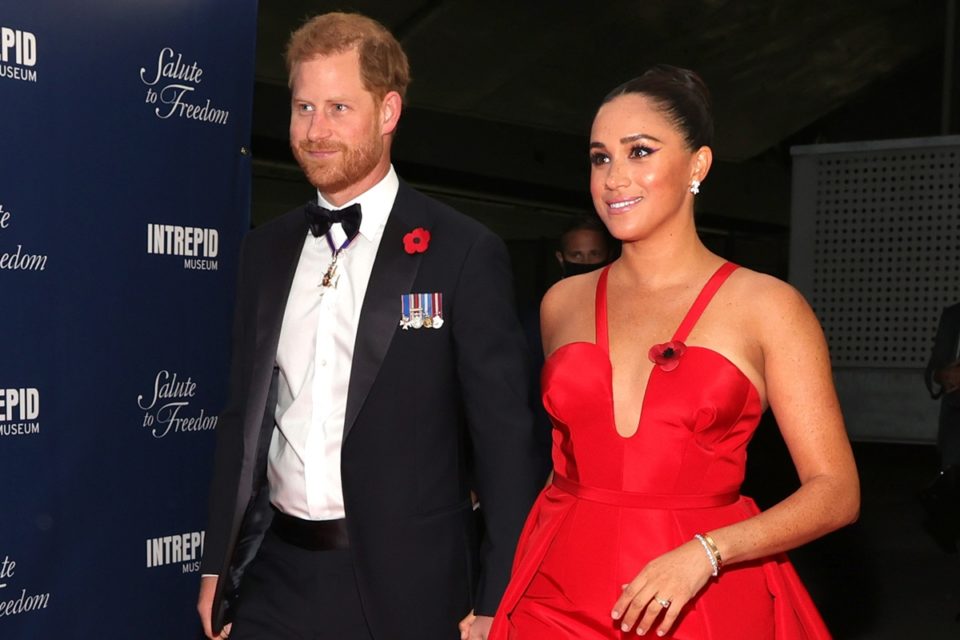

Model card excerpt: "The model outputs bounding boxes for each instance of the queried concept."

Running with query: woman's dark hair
[601,64,713,150]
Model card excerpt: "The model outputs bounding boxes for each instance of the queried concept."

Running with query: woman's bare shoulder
[540,269,604,351]
[541,269,603,318]
[726,267,810,312]
[724,267,822,345]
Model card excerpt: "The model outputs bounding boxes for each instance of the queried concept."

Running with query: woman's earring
[690,179,701,195]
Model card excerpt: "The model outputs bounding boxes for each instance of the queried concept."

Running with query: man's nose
[306,113,332,141]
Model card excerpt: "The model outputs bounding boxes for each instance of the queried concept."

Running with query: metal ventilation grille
[810,149,959,367]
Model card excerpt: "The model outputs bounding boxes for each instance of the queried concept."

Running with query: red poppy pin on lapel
[403,227,430,254]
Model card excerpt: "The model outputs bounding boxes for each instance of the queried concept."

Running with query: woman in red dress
[462,65,859,639]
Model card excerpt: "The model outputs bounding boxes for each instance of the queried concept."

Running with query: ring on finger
[656,597,671,609]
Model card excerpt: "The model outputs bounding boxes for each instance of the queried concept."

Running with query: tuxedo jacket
[927,302,960,409]
[201,181,544,638]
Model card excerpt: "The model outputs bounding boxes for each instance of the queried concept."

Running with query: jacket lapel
[343,183,426,441]
[245,210,308,446]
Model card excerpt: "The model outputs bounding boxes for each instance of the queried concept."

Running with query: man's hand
[458,611,494,640]
[197,576,232,639]
[937,362,960,393]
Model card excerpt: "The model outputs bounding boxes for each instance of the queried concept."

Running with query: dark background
[251,0,959,298]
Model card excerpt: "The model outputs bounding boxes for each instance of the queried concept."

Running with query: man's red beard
[292,135,383,196]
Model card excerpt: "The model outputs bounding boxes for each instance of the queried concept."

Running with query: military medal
[410,293,424,329]
[431,292,444,329]
[318,230,355,289]
[400,294,411,329]
[400,292,444,330]
[321,251,340,288]
[423,294,434,328]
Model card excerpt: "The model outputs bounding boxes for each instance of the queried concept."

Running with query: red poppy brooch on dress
[648,340,686,372]
[403,227,431,254]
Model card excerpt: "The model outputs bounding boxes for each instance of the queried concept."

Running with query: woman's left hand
[611,539,715,636]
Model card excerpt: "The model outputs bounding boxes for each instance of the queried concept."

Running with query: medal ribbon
[319,232,356,288]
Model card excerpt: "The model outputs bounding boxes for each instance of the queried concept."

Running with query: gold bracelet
[702,533,723,569]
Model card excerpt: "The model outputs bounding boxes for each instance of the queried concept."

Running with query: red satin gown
[490,262,830,639]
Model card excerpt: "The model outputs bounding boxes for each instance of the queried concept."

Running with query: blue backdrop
[0,1,257,636]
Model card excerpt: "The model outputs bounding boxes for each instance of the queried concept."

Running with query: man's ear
[380,91,402,135]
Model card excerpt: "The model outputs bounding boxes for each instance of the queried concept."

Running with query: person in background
[555,215,616,277]
[921,302,960,551]
[197,12,542,640]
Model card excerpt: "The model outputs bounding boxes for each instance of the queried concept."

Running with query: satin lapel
[343,184,425,441]
[245,211,308,445]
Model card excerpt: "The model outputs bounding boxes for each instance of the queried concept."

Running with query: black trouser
[938,401,960,469]
[230,529,373,640]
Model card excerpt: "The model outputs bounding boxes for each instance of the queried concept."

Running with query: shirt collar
[316,165,398,241]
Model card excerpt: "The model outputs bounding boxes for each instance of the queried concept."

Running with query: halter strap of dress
[595,262,738,352]
[672,262,739,343]
[595,265,611,352]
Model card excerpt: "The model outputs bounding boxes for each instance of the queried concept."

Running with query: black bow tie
[305,201,362,242]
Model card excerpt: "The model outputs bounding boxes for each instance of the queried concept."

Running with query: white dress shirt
[269,166,398,520]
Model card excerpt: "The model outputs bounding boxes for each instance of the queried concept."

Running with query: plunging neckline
[596,262,739,438]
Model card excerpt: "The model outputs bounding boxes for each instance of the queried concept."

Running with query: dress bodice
[542,262,763,496]
[493,263,831,639]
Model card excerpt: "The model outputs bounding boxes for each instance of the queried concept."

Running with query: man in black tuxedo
[196,12,542,640]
